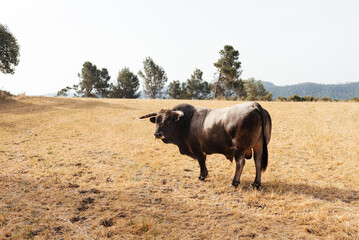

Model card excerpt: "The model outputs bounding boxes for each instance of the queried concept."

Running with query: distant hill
[40,92,76,97]
[262,81,359,100]
[40,92,57,97]
[43,82,358,100]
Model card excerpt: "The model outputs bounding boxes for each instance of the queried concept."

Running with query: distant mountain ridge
[262,81,359,100]
[42,82,359,100]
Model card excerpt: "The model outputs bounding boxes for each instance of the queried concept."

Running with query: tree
[168,80,183,99]
[75,61,110,97]
[0,24,20,74]
[138,57,168,99]
[303,96,314,101]
[95,68,111,98]
[184,69,211,99]
[243,78,272,101]
[213,45,243,99]
[288,94,303,102]
[277,96,287,101]
[110,67,139,98]
[167,69,212,100]
[320,96,332,102]
[57,86,72,97]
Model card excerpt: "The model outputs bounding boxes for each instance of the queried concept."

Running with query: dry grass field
[0,97,358,239]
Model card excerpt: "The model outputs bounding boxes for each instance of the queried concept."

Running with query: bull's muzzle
[154,131,165,139]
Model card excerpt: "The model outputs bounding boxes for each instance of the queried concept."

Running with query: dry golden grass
[0,97,358,239]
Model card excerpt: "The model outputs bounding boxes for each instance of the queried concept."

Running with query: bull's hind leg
[232,150,245,187]
[253,144,263,189]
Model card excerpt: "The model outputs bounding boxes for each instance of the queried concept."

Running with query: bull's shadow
[240,180,358,203]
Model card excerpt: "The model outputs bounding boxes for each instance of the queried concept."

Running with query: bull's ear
[150,117,156,123]
[172,110,184,122]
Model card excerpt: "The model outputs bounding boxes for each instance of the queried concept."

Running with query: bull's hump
[194,106,210,111]
[203,102,257,129]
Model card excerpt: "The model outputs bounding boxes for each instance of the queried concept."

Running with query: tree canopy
[55,46,279,101]
[168,80,183,99]
[213,45,243,99]
[138,57,167,99]
[0,24,20,74]
[110,67,139,98]
[75,61,110,97]
[182,69,211,99]
[243,78,272,101]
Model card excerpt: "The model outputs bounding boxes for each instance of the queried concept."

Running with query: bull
[140,102,272,189]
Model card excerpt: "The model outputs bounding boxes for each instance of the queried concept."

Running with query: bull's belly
[201,134,235,158]
[203,145,253,160]
[203,145,234,158]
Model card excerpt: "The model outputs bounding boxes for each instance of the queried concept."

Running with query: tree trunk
[213,72,222,99]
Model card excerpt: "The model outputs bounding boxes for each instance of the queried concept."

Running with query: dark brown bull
[140,102,272,188]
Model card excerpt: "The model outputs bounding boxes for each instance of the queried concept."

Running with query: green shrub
[277,96,287,101]
[303,96,314,101]
[320,96,332,102]
[288,94,303,102]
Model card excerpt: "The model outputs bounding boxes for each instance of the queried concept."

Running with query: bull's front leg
[232,151,245,187]
[197,155,208,181]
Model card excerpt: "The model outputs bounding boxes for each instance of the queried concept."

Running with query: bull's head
[139,109,184,143]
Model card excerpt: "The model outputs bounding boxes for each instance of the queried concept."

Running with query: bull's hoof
[232,180,240,188]
[198,175,206,181]
[252,182,261,190]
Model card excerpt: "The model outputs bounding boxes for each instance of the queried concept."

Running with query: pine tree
[95,68,111,98]
[76,61,110,97]
[213,45,243,99]
[110,67,139,98]
[185,69,211,99]
[138,57,167,99]
[168,80,183,99]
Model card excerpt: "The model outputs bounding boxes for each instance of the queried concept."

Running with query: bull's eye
[164,118,171,124]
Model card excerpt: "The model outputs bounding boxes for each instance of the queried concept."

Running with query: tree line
[1,24,357,102]
[57,45,272,101]
[2,24,352,102]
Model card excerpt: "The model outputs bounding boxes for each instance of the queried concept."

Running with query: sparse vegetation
[0,97,358,239]
[288,94,303,102]
[0,90,13,102]
[277,96,287,101]
[320,96,332,102]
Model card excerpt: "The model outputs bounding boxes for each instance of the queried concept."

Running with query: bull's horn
[139,113,157,119]
[172,111,184,117]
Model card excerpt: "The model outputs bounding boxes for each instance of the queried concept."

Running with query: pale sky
[1,0,359,95]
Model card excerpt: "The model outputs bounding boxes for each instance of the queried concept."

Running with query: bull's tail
[254,103,268,172]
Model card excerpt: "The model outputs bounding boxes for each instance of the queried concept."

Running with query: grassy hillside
[0,97,358,239]
[262,81,359,100]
